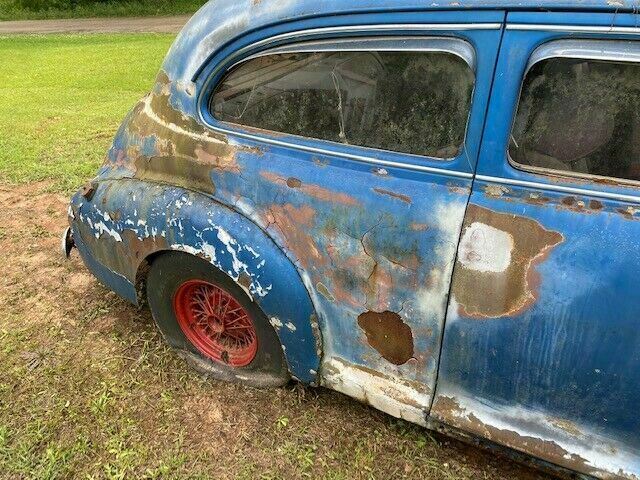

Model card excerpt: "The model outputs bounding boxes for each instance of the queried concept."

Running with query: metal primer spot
[316,282,335,302]
[458,222,514,273]
[357,311,414,365]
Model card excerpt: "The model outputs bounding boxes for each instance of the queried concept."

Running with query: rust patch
[409,222,429,231]
[260,171,359,206]
[363,263,394,311]
[484,184,509,198]
[592,176,625,187]
[237,272,252,290]
[589,199,604,211]
[292,180,359,205]
[121,230,168,265]
[558,196,589,213]
[372,187,412,204]
[525,193,551,206]
[286,177,302,188]
[357,311,414,365]
[323,269,364,308]
[81,182,97,201]
[134,155,216,194]
[617,206,639,220]
[266,204,324,269]
[447,183,470,195]
[114,71,248,195]
[76,224,168,282]
[431,396,601,478]
[194,145,241,173]
[453,205,563,318]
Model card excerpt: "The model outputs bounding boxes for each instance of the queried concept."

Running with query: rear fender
[69,179,321,383]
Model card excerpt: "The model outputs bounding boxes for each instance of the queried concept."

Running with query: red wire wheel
[173,280,258,367]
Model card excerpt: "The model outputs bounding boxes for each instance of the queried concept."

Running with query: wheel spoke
[225,325,252,331]
[225,314,250,326]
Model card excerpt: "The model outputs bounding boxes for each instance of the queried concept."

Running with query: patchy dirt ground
[0,15,189,35]
[0,181,554,479]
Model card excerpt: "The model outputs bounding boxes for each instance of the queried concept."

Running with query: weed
[276,416,289,429]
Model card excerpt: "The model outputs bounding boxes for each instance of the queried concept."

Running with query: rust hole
[357,311,414,365]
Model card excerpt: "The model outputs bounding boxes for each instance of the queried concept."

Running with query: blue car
[64,1,640,477]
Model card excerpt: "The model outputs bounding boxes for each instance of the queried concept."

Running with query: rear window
[510,57,640,182]
[210,50,475,158]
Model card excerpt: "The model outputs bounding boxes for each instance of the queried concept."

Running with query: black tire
[146,251,290,387]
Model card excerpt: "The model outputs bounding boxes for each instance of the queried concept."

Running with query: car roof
[163,0,639,94]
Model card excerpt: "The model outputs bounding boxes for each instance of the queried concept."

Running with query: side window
[510,47,640,182]
[210,47,475,158]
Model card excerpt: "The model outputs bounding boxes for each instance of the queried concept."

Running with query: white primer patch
[458,222,514,273]
[322,357,430,427]
[213,224,245,276]
[414,201,467,320]
[92,221,122,242]
[270,317,283,329]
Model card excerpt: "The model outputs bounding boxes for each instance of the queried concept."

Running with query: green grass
[0,1,206,21]
[0,34,175,191]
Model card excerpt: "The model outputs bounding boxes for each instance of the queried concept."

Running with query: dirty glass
[510,57,640,182]
[210,51,475,158]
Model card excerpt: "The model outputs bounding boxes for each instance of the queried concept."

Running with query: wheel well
[134,249,171,306]
[132,244,322,385]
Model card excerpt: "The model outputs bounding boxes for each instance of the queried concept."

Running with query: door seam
[426,11,508,416]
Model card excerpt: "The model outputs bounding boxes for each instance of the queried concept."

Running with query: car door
[195,11,504,422]
[431,10,640,479]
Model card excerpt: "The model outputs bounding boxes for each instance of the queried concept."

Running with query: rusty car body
[64,1,640,478]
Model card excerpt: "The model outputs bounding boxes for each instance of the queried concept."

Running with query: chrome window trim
[198,23,500,83]
[238,24,501,57]
[213,123,474,178]
[508,161,640,190]
[507,24,640,35]
[242,36,477,71]
[200,29,483,174]
[476,175,640,204]
[528,39,640,67]
[507,39,640,189]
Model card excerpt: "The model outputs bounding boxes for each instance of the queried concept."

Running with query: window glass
[210,50,474,158]
[510,57,640,182]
